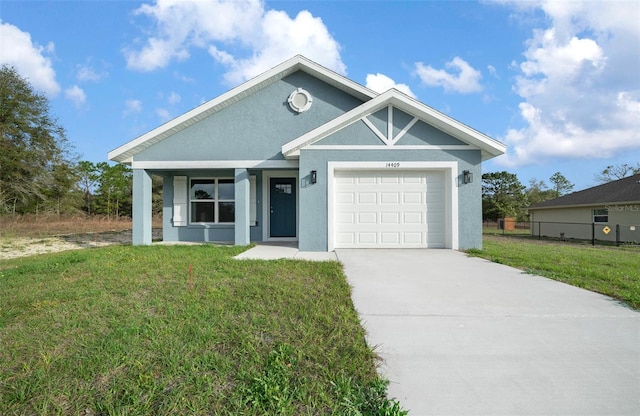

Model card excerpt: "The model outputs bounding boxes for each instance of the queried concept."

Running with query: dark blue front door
[270,177,296,237]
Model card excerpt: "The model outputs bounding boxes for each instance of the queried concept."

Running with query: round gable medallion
[288,88,313,113]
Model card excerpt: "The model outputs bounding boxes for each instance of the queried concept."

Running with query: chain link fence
[485,220,640,247]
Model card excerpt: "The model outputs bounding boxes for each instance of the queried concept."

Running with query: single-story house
[528,174,640,243]
[108,55,505,251]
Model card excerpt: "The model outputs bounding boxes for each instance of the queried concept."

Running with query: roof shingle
[528,174,640,209]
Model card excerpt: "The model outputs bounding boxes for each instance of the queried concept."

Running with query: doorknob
[270,206,274,214]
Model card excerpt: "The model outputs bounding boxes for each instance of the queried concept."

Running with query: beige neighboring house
[528,174,640,243]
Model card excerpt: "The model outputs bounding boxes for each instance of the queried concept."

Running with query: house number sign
[386,162,401,168]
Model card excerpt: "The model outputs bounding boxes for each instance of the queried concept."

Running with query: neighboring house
[108,55,505,251]
[528,174,640,243]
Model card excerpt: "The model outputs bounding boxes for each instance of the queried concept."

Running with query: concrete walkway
[336,249,640,416]
[234,242,338,261]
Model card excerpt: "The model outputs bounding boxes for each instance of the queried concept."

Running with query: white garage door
[334,170,446,248]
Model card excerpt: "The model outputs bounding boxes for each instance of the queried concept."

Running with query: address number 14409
[385,162,400,168]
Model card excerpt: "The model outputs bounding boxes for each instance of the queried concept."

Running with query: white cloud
[414,57,483,94]
[64,85,86,107]
[0,21,60,96]
[156,108,171,122]
[124,0,345,84]
[495,0,640,166]
[365,73,416,98]
[167,91,181,105]
[76,64,107,82]
[124,99,143,116]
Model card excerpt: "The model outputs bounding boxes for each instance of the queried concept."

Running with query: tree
[482,171,527,221]
[525,178,556,206]
[76,161,99,215]
[0,64,75,214]
[95,162,132,218]
[594,163,640,183]
[43,158,80,215]
[549,172,574,198]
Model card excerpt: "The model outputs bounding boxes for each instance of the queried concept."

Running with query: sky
[1,0,639,192]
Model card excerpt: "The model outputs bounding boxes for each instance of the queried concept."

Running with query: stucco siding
[530,204,640,242]
[298,148,482,251]
[135,71,364,162]
[398,119,467,146]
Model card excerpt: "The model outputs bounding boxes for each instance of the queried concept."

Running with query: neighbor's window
[190,178,235,223]
[593,208,608,223]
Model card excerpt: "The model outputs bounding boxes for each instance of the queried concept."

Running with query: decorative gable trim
[282,89,506,161]
[361,105,420,146]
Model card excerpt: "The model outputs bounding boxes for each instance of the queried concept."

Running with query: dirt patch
[0,229,162,260]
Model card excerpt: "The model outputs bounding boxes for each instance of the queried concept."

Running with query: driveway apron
[336,249,640,416]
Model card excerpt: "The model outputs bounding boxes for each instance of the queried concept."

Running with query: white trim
[327,161,459,251]
[262,171,300,242]
[288,88,313,113]
[131,160,299,170]
[307,145,472,151]
[189,177,235,225]
[362,117,389,145]
[392,117,419,145]
[387,105,393,144]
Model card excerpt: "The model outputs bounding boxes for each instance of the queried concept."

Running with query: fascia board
[528,200,640,210]
[109,55,377,164]
[388,93,506,158]
[282,89,506,158]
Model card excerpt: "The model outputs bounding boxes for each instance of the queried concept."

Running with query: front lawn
[468,235,640,310]
[0,245,405,415]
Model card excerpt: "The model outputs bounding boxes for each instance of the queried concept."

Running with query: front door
[270,177,296,237]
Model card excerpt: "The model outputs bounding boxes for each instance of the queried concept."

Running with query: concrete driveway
[336,249,640,416]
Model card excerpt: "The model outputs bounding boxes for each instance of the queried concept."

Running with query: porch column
[234,168,250,246]
[132,168,152,245]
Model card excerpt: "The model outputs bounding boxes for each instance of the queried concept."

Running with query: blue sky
[2,0,639,191]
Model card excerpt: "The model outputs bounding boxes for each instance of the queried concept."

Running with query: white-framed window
[190,178,235,223]
[593,208,608,223]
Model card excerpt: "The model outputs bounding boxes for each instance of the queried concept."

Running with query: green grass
[467,235,640,310]
[0,245,406,415]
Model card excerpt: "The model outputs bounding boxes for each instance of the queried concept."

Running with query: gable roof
[281,88,506,161]
[109,55,506,164]
[108,55,377,164]
[529,174,640,209]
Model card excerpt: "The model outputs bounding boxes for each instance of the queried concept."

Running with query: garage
[333,170,446,248]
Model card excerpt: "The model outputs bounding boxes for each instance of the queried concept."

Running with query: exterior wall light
[463,170,473,184]
[311,170,317,184]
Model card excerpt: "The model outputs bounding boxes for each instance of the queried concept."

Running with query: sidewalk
[234,242,337,261]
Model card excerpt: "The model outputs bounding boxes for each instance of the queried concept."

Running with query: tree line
[482,163,640,221]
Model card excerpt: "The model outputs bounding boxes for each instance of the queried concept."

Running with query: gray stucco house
[109,55,505,251]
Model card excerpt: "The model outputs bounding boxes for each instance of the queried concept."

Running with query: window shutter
[250,175,257,226]
[173,176,187,226]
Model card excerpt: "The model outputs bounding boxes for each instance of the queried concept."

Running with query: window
[593,208,608,223]
[190,179,235,223]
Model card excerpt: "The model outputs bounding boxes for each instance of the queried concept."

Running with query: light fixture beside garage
[288,88,313,113]
[463,170,473,184]
[310,170,317,184]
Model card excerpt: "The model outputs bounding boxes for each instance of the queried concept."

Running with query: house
[528,174,640,243]
[108,55,506,251]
